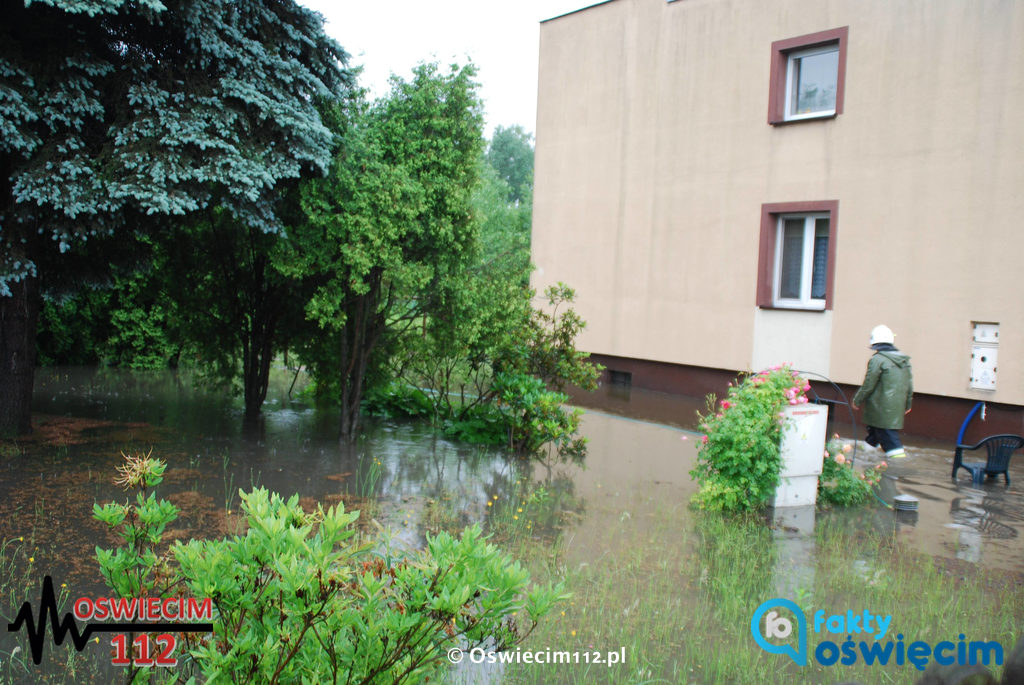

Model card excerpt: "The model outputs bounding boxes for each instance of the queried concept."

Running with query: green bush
[817,435,886,507]
[443,403,509,445]
[690,366,811,512]
[94,453,567,684]
[491,372,587,460]
[362,381,435,419]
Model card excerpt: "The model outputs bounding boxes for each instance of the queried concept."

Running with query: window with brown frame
[756,201,839,310]
[767,27,848,125]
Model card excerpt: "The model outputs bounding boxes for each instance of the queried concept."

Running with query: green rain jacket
[853,347,914,429]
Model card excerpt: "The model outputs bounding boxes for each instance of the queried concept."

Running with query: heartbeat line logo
[7,576,213,665]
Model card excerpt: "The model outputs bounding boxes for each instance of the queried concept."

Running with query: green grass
[486,504,1023,685]
[0,518,105,684]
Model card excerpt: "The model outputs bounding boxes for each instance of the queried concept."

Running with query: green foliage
[473,159,532,275]
[37,262,182,369]
[502,283,601,393]
[154,208,311,415]
[818,436,886,507]
[282,61,485,439]
[36,290,107,366]
[690,366,811,512]
[443,404,509,446]
[363,381,435,419]
[102,270,182,370]
[491,373,587,459]
[1,0,352,434]
[486,125,534,207]
[93,452,177,599]
[94,451,566,684]
[1,0,351,291]
[393,283,598,459]
[691,369,888,512]
[176,490,566,684]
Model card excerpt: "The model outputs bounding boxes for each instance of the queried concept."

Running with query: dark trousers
[865,426,902,452]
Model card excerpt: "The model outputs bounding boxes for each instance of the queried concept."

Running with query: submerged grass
[494,504,1023,685]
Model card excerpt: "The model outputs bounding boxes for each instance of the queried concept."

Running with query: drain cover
[893,494,919,511]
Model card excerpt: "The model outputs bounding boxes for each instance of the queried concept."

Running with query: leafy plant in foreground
[93,451,179,600]
[95,452,567,684]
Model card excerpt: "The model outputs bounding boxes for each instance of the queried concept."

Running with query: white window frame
[784,43,839,121]
[772,213,829,310]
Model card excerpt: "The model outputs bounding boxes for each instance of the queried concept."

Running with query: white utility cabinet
[773,404,829,507]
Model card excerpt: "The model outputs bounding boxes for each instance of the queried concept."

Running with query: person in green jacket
[852,325,913,458]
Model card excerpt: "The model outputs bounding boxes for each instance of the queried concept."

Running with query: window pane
[811,218,829,300]
[791,49,838,115]
[779,219,805,299]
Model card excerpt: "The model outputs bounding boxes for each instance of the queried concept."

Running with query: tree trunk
[338,315,361,443]
[337,270,385,444]
[242,313,275,419]
[0,275,40,435]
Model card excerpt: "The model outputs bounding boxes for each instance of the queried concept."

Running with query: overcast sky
[299,0,589,138]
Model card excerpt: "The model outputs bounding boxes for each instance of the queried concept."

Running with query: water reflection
[16,368,1024,576]
[770,506,817,598]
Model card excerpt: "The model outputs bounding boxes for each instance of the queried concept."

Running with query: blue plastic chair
[951,434,1024,485]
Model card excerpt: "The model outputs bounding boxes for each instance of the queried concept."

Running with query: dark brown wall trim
[589,353,1024,443]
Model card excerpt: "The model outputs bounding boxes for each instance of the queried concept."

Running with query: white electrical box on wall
[970,322,999,391]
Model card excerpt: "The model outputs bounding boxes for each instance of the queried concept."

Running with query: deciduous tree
[282,63,484,441]
[486,125,534,207]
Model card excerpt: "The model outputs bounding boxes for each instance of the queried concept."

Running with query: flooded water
[2,367,1022,682]
[570,382,1024,573]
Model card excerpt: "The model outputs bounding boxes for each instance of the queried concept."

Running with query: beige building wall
[532,0,1024,405]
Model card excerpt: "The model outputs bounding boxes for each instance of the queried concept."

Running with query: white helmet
[869,324,895,346]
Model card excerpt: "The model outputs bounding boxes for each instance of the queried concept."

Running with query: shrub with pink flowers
[818,435,887,506]
[690,365,811,512]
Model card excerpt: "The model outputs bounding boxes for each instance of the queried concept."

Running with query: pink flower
[878,461,887,469]
[835,454,846,464]
[701,435,709,444]
[788,399,798,405]
[842,444,852,454]
[798,396,808,404]
[721,400,732,409]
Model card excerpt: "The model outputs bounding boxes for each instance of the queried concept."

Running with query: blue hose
[956,402,985,445]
